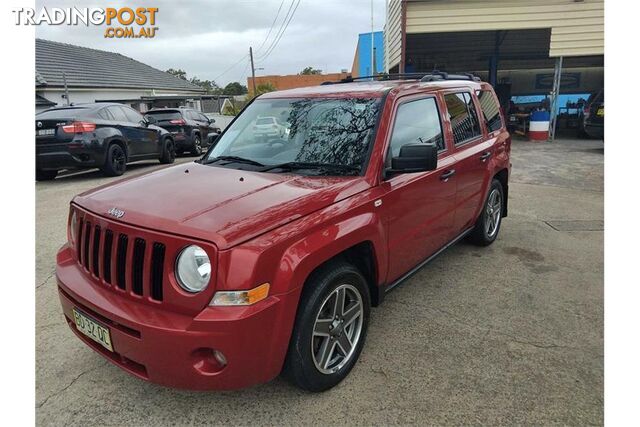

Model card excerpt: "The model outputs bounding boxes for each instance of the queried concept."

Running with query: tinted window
[389,98,444,159]
[36,107,88,119]
[97,108,115,121]
[445,92,482,145]
[146,110,182,120]
[199,113,210,122]
[476,90,503,132]
[122,106,143,123]
[107,106,128,122]
[186,110,199,120]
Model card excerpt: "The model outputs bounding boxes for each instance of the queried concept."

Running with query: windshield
[206,97,381,175]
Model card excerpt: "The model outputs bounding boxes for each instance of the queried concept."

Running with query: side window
[96,108,115,120]
[187,110,199,121]
[444,92,482,145]
[199,113,209,122]
[389,97,444,160]
[122,106,144,123]
[476,90,503,132]
[107,106,128,122]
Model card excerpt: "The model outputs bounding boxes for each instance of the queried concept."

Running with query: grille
[74,213,166,302]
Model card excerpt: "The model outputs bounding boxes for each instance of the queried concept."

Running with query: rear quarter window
[146,111,183,120]
[476,90,503,132]
[444,92,482,145]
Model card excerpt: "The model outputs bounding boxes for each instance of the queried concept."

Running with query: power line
[255,0,286,55]
[256,0,301,62]
[212,54,249,82]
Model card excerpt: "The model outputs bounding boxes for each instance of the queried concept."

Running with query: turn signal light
[62,121,96,133]
[210,283,270,306]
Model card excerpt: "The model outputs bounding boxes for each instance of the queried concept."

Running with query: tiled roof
[35,39,204,93]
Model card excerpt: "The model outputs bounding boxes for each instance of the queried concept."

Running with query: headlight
[69,209,78,245]
[175,245,211,292]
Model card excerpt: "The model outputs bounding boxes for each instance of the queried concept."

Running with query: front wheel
[468,179,504,246]
[283,261,370,392]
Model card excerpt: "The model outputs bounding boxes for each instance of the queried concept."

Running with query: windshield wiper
[260,162,360,174]
[205,156,265,167]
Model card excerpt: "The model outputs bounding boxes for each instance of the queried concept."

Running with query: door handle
[440,169,456,181]
[480,151,492,162]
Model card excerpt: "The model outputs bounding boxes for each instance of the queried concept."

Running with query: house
[35,38,205,113]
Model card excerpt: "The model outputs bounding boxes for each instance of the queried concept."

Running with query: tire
[468,179,504,246]
[190,135,202,156]
[283,260,370,392]
[36,169,57,181]
[101,144,127,177]
[159,137,176,164]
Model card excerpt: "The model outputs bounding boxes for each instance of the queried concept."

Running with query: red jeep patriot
[56,73,511,392]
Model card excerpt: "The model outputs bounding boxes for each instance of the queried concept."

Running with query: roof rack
[321,71,481,85]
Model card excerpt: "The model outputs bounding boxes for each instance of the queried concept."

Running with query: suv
[145,107,221,155]
[581,89,604,139]
[56,73,511,392]
[36,103,176,180]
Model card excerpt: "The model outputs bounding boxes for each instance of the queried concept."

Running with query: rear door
[444,91,492,234]
[380,95,457,282]
[121,106,160,156]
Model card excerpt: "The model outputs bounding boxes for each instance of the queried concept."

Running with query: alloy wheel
[484,188,502,238]
[112,146,126,173]
[311,284,364,374]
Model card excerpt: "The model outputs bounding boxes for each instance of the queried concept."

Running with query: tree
[299,67,322,75]
[189,77,222,94]
[222,82,248,96]
[165,68,187,80]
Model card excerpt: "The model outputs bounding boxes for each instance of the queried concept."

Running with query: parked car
[252,116,289,139]
[56,73,510,392]
[145,107,221,155]
[581,89,604,139]
[36,103,175,181]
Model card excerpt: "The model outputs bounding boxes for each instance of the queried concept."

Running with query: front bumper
[56,245,300,390]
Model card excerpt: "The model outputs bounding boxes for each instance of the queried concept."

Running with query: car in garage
[581,89,604,139]
[56,72,510,392]
[36,103,176,181]
[145,107,220,155]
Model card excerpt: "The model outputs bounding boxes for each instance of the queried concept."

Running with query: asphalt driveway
[36,139,604,425]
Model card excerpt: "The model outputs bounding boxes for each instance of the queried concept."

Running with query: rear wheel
[468,179,504,246]
[159,137,176,164]
[283,261,370,392]
[36,169,57,181]
[190,135,203,156]
[101,144,127,177]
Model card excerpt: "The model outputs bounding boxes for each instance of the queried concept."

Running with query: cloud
[35,0,386,86]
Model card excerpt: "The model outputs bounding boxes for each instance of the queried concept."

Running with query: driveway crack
[37,361,107,409]
[36,270,56,290]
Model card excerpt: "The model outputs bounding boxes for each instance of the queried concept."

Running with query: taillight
[62,121,96,133]
[583,106,591,118]
[170,119,186,125]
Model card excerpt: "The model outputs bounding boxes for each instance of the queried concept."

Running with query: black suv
[36,103,175,181]
[144,107,221,155]
[581,89,604,139]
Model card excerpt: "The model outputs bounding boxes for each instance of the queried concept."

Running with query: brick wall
[247,72,351,95]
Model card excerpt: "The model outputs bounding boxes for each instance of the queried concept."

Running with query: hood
[74,163,370,249]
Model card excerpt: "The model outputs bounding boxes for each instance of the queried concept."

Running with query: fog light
[213,350,227,367]
[192,348,227,375]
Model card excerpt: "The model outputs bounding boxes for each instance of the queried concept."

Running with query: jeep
[56,73,511,392]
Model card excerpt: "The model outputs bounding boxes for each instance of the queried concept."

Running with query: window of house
[444,92,482,145]
[476,90,503,132]
[388,97,444,161]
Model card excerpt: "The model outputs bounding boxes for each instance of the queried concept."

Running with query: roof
[260,79,484,99]
[35,39,204,93]
[35,94,56,106]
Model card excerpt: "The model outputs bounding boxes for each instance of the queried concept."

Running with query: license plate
[596,107,604,117]
[72,308,113,352]
[37,128,55,136]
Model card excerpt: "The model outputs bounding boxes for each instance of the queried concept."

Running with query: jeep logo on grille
[107,207,125,219]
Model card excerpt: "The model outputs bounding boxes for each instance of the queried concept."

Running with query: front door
[380,95,457,283]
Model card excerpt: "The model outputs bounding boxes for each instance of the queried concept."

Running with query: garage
[384,0,604,140]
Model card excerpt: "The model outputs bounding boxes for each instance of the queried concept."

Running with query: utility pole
[249,47,257,96]
[62,71,70,105]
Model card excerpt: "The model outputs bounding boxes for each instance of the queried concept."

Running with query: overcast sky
[35,0,386,87]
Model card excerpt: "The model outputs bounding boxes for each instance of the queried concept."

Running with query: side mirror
[388,143,438,175]
[208,118,215,124]
[144,115,157,125]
